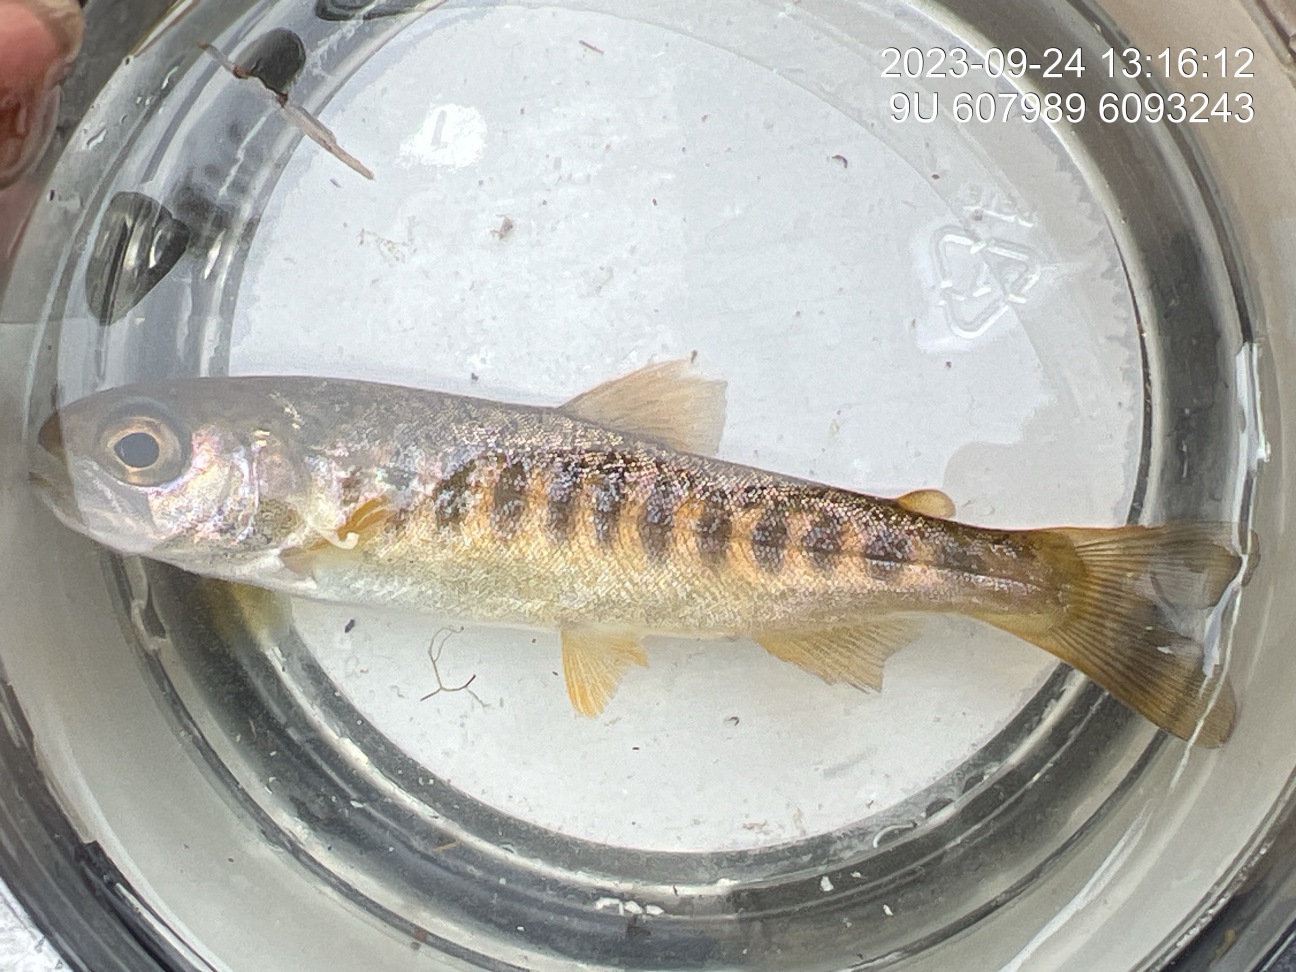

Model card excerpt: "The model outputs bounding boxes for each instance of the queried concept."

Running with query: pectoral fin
[561,629,649,716]
[560,359,728,456]
[896,488,956,519]
[754,618,920,691]
[281,497,394,576]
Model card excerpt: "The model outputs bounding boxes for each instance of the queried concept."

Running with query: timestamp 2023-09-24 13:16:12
[883,44,1256,125]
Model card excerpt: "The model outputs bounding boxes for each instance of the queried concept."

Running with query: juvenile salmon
[30,361,1246,744]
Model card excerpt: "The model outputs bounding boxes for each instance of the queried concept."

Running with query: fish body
[31,362,1246,744]
[282,391,1052,632]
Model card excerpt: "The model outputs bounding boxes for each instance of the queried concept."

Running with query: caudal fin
[980,524,1246,747]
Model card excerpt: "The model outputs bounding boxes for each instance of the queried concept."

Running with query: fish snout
[27,411,77,522]
[36,409,64,458]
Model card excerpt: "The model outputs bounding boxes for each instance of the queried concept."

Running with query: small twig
[579,40,604,54]
[282,102,376,180]
[196,41,247,78]
[420,626,486,708]
[198,42,375,180]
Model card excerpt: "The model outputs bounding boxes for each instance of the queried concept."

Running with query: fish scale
[395,442,1056,635]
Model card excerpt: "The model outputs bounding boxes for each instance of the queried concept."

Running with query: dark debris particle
[491,215,514,240]
[236,28,306,98]
[925,797,953,817]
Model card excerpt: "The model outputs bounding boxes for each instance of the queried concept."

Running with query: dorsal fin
[559,359,728,456]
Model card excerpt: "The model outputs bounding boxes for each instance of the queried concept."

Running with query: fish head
[29,381,297,566]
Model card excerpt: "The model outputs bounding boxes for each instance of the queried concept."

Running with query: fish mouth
[28,411,78,522]
[37,409,63,456]
[29,407,184,556]
[28,432,157,551]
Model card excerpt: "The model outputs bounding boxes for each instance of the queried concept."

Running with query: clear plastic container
[0,0,1291,969]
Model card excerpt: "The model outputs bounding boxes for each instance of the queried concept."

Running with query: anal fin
[754,618,919,691]
[561,629,649,716]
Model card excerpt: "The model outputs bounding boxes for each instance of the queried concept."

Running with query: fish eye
[98,407,189,487]
[113,430,160,469]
